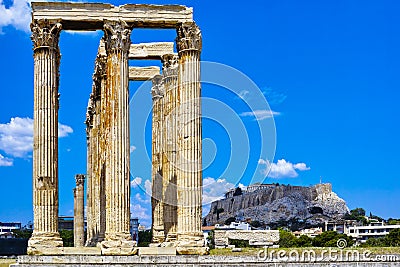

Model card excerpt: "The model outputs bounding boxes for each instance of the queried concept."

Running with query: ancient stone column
[161,54,179,243]
[101,20,136,255]
[74,174,85,247]
[85,94,94,245]
[85,49,107,247]
[151,75,165,244]
[28,19,63,254]
[175,22,207,254]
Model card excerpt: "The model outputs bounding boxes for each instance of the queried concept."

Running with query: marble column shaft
[74,174,85,247]
[161,54,179,242]
[28,19,63,252]
[151,75,165,244]
[175,22,204,248]
[101,20,135,254]
[86,51,107,246]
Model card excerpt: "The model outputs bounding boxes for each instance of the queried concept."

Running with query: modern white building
[346,221,400,243]
[0,222,22,239]
[215,222,251,230]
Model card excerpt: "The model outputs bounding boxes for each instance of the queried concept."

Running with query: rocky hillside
[203,183,349,226]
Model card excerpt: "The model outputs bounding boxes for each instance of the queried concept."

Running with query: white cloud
[131,176,142,188]
[135,193,150,204]
[0,153,13,166]
[130,203,151,220]
[202,177,235,205]
[258,158,310,178]
[0,0,31,33]
[64,30,100,36]
[58,123,73,138]
[144,179,152,197]
[0,117,73,158]
[240,109,281,121]
[130,145,136,153]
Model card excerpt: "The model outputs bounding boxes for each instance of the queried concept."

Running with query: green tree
[250,220,262,228]
[206,230,215,249]
[312,231,353,247]
[225,217,236,225]
[351,208,366,217]
[278,229,297,248]
[361,237,387,247]
[60,230,74,247]
[296,235,312,247]
[386,228,400,246]
[138,230,152,247]
[12,229,32,239]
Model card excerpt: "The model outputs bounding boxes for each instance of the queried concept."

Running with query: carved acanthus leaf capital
[176,22,202,53]
[151,75,164,99]
[31,19,62,50]
[103,20,132,53]
[75,174,85,187]
[92,54,107,97]
[162,54,179,77]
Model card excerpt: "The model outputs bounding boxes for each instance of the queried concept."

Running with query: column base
[151,230,165,244]
[176,233,205,247]
[101,233,137,255]
[27,232,63,255]
[85,235,105,247]
[161,241,177,247]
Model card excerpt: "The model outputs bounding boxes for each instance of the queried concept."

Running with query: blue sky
[0,0,399,228]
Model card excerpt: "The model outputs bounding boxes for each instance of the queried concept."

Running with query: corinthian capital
[161,54,179,77]
[176,22,202,53]
[103,20,132,53]
[30,19,62,50]
[75,174,85,187]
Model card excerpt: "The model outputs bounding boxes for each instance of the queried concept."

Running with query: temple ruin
[28,1,207,255]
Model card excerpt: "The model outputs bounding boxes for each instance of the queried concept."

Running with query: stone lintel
[129,66,160,81]
[31,2,193,31]
[129,42,175,59]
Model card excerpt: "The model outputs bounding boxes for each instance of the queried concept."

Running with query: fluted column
[101,20,136,255]
[85,94,94,245]
[74,174,85,247]
[85,51,107,247]
[28,19,63,254]
[161,54,179,243]
[175,22,207,254]
[151,75,165,244]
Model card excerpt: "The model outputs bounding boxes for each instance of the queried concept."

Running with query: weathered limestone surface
[175,22,207,255]
[86,47,107,247]
[14,255,400,266]
[161,54,179,244]
[129,66,160,81]
[100,20,136,255]
[214,230,279,248]
[151,75,165,244]
[31,2,193,30]
[73,174,85,247]
[28,19,63,255]
[129,42,174,59]
[138,247,176,256]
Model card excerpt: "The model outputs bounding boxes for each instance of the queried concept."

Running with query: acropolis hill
[204,183,349,226]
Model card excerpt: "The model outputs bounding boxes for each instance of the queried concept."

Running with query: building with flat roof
[0,222,22,239]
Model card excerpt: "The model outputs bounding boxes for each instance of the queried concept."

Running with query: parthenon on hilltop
[28,1,206,255]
